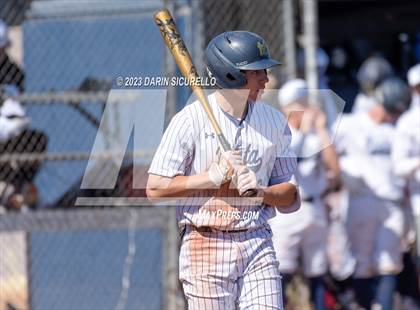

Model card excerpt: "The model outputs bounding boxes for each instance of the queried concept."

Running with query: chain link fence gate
[0,0,294,309]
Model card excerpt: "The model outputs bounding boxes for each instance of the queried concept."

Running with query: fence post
[302,0,320,107]
[164,206,181,309]
[283,0,297,80]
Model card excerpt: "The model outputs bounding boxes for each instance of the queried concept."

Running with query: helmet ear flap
[205,47,246,88]
[375,77,411,114]
[223,70,246,87]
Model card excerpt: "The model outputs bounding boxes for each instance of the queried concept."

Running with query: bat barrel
[154,9,198,81]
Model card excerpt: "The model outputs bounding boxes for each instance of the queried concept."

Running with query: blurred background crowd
[0,0,419,309]
[268,61,419,310]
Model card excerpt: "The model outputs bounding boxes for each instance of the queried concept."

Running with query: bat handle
[217,133,231,152]
[241,188,258,197]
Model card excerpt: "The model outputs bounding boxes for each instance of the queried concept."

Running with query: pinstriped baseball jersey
[148,92,297,230]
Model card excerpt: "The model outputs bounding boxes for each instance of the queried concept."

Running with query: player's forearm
[317,128,340,179]
[318,129,337,166]
[146,172,215,202]
[262,182,298,208]
[321,145,340,178]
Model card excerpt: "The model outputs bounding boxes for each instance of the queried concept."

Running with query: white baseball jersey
[288,128,328,199]
[352,93,377,114]
[149,92,298,230]
[270,128,329,276]
[333,113,405,277]
[392,104,420,216]
[410,93,420,109]
[333,113,405,201]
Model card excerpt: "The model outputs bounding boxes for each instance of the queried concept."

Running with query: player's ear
[240,70,248,80]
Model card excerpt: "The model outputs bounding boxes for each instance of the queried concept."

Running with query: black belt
[187,225,249,234]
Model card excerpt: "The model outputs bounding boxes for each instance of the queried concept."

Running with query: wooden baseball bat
[154,9,257,197]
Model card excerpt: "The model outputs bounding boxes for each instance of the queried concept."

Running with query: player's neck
[215,90,249,119]
[368,105,392,124]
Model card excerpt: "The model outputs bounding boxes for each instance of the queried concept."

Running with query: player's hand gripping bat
[154,9,257,197]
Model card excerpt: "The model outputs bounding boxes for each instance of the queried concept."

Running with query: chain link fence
[0,0,292,211]
[203,0,286,63]
[2,1,417,309]
[200,0,290,108]
[0,0,293,309]
[0,0,176,211]
[0,207,180,309]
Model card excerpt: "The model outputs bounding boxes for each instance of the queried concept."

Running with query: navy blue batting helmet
[375,77,411,114]
[204,31,281,88]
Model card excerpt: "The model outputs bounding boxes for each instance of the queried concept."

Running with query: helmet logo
[236,61,248,67]
[257,42,266,56]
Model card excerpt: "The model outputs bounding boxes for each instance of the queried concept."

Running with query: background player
[333,77,411,309]
[146,31,300,309]
[406,64,420,109]
[392,64,420,306]
[352,55,394,114]
[270,79,340,310]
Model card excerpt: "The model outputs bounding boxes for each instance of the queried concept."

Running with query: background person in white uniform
[270,79,340,310]
[352,55,393,114]
[392,63,420,291]
[333,77,410,309]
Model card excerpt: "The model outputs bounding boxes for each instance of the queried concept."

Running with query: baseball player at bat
[147,31,300,309]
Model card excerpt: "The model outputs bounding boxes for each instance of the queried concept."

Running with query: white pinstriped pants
[179,225,283,310]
